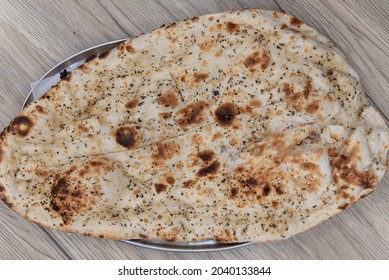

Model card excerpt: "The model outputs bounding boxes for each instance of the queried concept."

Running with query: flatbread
[0,9,388,242]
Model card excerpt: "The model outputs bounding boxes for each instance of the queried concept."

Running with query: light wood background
[0,0,388,260]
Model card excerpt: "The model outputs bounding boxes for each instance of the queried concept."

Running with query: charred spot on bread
[305,100,320,114]
[139,233,148,239]
[290,16,304,26]
[246,177,258,186]
[159,112,172,119]
[243,50,270,71]
[115,127,137,149]
[125,99,139,109]
[98,50,110,59]
[197,161,220,177]
[338,203,349,210]
[225,21,239,32]
[157,90,179,107]
[275,186,284,195]
[35,105,46,114]
[229,187,239,198]
[126,45,135,53]
[215,103,239,127]
[11,115,34,137]
[262,184,271,196]
[176,101,207,129]
[51,178,69,201]
[280,23,288,29]
[166,176,175,185]
[193,72,208,83]
[154,183,167,194]
[198,150,215,162]
[182,179,195,189]
[50,177,77,224]
[303,80,312,99]
[0,193,13,208]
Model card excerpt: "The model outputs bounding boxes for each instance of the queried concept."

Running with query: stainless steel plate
[22,39,251,252]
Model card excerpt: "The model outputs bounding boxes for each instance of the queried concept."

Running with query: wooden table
[0,0,388,260]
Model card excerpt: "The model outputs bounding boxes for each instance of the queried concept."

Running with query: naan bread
[0,9,388,242]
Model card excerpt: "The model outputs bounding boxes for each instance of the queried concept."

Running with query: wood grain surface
[0,0,388,260]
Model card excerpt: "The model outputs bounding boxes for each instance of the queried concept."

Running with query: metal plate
[122,239,250,252]
[22,39,251,252]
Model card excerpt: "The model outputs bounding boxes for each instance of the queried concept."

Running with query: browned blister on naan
[0,9,388,242]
